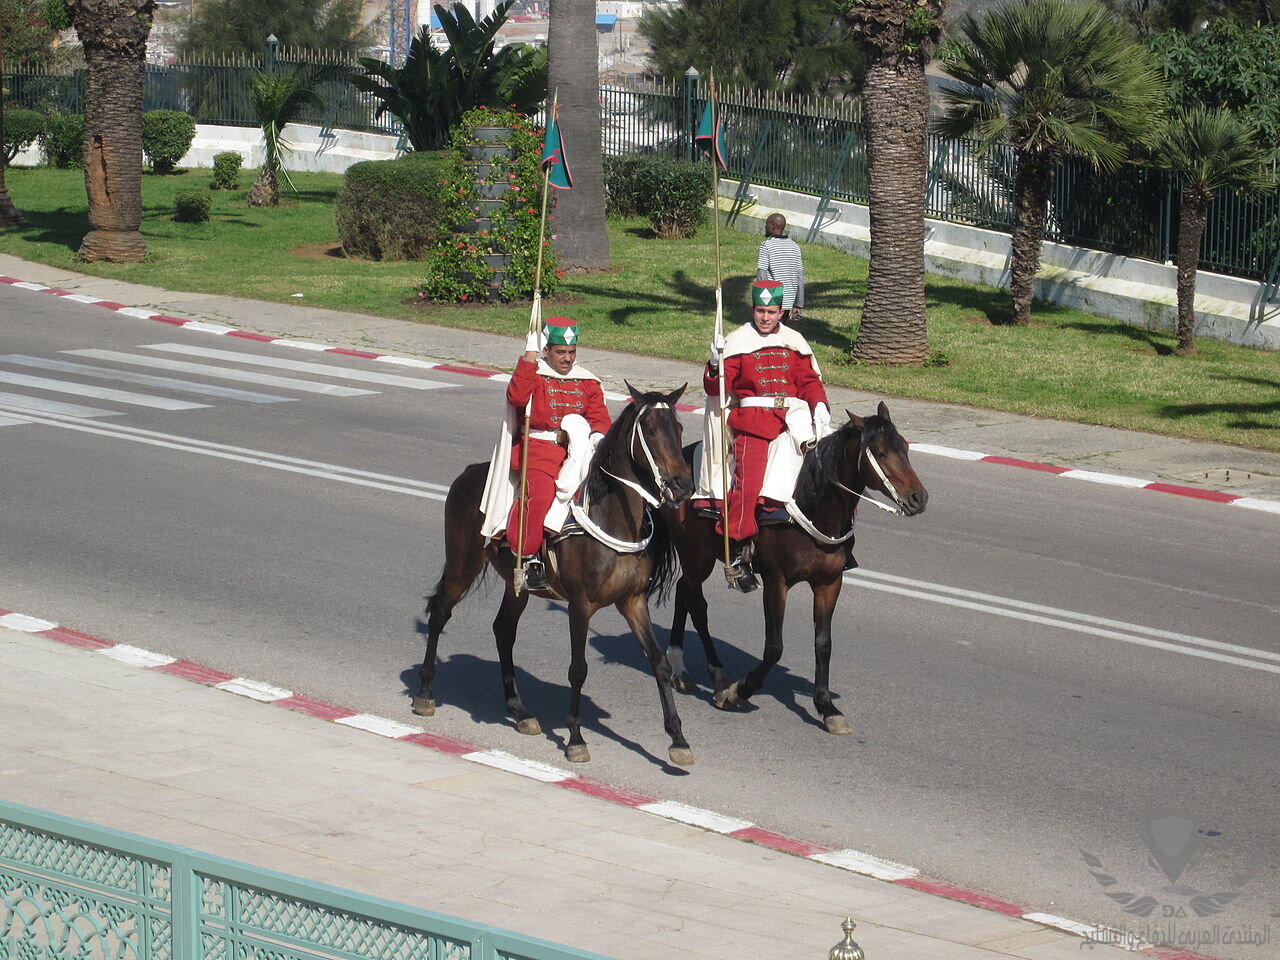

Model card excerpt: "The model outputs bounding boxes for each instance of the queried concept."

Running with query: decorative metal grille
[0,804,606,960]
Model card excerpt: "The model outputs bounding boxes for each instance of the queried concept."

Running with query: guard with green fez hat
[506,315,611,591]
[703,279,835,592]
[752,279,785,307]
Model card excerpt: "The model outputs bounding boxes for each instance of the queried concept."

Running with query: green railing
[0,799,610,960]
[5,63,1280,280]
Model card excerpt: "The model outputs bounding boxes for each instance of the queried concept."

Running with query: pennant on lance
[540,110,573,189]
[695,99,727,171]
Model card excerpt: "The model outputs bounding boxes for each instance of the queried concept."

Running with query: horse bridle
[569,401,673,553]
[833,439,905,516]
[785,424,906,544]
[600,401,678,507]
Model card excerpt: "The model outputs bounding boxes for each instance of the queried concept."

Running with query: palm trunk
[1008,152,1054,325]
[547,0,610,270]
[1175,194,1208,356]
[248,167,279,206]
[852,57,929,364]
[0,51,24,228]
[75,0,155,263]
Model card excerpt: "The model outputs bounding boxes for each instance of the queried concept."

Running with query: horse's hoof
[410,697,436,717]
[565,743,590,763]
[515,717,542,736]
[672,673,696,694]
[669,747,695,767]
[713,680,742,709]
[825,714,854,735]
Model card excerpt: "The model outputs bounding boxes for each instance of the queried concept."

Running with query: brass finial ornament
[829,918,865,960]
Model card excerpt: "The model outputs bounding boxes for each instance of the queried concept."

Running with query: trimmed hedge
[2,109,44,164]
[602,155,648,218]
[603,155,712,238]
[210,150,242,190]
[174,191,212,223]
[142,110,196,174]
[39,113,83,169]
[336,152,450,261]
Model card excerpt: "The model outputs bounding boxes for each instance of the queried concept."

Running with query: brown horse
[415,384,697,765]
[660,401,927,734]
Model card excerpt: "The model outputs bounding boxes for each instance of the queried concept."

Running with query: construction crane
[387,0,417,66]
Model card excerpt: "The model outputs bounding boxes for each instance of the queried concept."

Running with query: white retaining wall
[722,182,1280,351]
[13,122,401,175]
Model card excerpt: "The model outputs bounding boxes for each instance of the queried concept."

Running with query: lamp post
[265,33,279,72]
[683,66,700,163]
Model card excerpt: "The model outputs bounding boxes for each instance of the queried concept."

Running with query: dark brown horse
[415,384,697,765]
[660,401,927,734]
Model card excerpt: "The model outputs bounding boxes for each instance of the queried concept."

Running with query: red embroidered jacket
[507,357,611,470]
[704,343,826,440]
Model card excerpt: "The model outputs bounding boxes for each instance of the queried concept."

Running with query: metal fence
[0,799,609,960]
[5,62,1279,280]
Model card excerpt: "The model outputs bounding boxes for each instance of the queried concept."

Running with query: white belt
[527,429,562,442]
[736,395,798,410]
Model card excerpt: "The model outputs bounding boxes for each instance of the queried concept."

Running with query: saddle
[692,499,794,527]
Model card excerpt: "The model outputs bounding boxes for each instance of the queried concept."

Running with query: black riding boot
[725,538,759,593]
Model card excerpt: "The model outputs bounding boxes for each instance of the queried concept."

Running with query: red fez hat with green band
[752,280,785,307]
[544,317,579,345]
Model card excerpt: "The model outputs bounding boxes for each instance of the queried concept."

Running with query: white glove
[813,402,833,440]
[708,334,727,367]
[589,431,605,449]
[524,329,545,353]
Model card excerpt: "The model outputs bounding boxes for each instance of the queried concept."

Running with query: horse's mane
[583,393,680,601]
[791,415,885,513]
[584,395,644,503]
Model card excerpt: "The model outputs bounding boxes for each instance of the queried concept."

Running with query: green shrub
[2,109,45,164]
[336,152,451,261]
[39,113,84,169]
[602,156,712,238]
[210,150,243,189]
[173,191,212,223]
[602,155,649,218]
[142,110,196,174]
[637,158,712,238]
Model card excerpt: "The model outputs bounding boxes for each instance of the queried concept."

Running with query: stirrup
[521,557,548,592]
[724,558,759,593]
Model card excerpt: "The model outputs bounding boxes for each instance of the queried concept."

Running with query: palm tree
[246,67,326,207]
[838,0,945,364]
[938,0,1166,325]
[1158,106,1274,355]
[547,0,609,270]
[351,2,547,151]
[65,0,156,262]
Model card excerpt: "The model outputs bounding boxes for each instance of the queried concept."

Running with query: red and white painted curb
[0,606,1218,960]
[3,274,1276,518]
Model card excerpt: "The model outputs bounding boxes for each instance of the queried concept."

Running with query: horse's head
[844,401,928,517]
[625,381,694,507]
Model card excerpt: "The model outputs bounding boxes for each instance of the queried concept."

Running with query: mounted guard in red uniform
[699,280,833,592]
[479,317,612,592]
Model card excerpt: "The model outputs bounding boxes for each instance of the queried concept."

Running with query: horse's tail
[422,461,493,630]
[645,506,680,605]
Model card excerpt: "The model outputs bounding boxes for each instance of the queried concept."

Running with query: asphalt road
[3,286,1278,958]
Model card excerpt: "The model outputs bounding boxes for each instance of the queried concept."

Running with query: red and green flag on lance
[695,99,727,170]
[540,112,573,189]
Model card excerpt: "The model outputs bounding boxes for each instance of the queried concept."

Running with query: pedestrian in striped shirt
[757,213,805,322]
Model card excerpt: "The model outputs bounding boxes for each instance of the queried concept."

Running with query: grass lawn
[3,166,1278,452]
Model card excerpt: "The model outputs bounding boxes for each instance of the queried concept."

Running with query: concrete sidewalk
[3,251,1279,502]
[0,621,1146,960]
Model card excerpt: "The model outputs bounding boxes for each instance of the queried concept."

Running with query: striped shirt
[757,235,805,309]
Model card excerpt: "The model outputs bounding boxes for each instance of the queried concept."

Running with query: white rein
[785,442,904,545]
[569,402,671,553]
